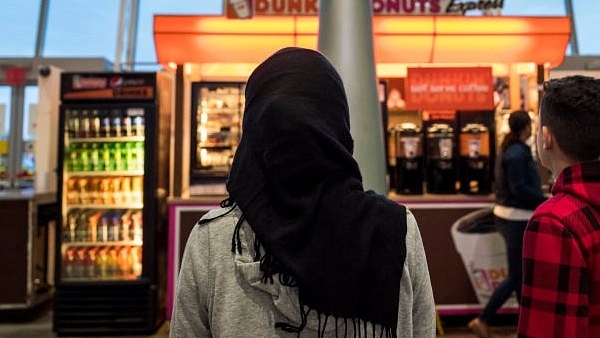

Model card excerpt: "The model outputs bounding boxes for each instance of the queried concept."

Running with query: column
[318,0,387,195]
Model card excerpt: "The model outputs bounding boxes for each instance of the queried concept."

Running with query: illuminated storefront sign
[225,0,505,18]
[404,67,494,110]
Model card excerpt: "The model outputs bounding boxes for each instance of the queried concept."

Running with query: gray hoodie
[169,206,436,338]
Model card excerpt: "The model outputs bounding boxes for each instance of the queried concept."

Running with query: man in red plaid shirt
[518,75,600,338]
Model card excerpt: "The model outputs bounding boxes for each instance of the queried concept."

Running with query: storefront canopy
[154,14,571,71]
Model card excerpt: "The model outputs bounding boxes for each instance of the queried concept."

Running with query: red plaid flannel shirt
[518,160,600,338]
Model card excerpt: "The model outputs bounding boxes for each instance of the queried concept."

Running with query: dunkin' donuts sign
[225,0,504,18]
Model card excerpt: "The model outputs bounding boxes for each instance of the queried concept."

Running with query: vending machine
[53,72,172,335]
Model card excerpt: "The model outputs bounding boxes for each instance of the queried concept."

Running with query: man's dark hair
[540,75,600,162]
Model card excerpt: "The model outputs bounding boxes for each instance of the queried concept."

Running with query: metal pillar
[114,0,127,71]
[125,0,140,70]
[34,0,50,57]
[318,0,387,194]
[564,0,579,55]
[114,0,140,71]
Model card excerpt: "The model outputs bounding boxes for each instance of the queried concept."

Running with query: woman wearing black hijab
[170,47,435,338]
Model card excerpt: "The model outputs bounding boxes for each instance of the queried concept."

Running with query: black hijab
[226,47,408,336]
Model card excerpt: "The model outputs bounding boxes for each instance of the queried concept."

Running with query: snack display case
[189,82,244,193]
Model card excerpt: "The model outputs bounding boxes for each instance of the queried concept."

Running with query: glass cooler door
[58,104,150,282]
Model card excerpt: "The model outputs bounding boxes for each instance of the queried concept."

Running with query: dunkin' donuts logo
[227,0,253,19]
[471,266,507,294]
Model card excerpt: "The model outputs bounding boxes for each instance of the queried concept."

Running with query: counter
[167,193,517,318]
[0,189,57,312]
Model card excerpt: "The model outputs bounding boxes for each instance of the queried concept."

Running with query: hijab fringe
[275,303,397,338]
[231,215,397,338]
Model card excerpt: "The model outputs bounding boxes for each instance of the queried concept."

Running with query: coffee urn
[426,123,457,194]
[459,123,491,194]
[394,123,424,195]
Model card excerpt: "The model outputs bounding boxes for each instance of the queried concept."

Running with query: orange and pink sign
[404,67,494,111]
[225,0,505,18]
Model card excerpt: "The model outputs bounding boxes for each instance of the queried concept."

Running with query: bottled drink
[112,177,123,204]
[80,110,91,138]
[63,249,75,278]
[84,247,97,278]
[78,178,91,204]
[66,143,80,172]
[120,210,132,241]
[100,178,112,204]
[113,143,124,171]
[122,115,132,137]
[101,110,111,138]
[100,143,111,171]
[90,143,100,171]
[117,246,131,277]
[131,211,143,242]
[87,211,102,242]
[75,210,89,242]
[90,178,102,204]
[79,143,91,171]
[90,110,101,138]
[108,213,121,242]
[96,248,109,278]
[107,247,118,277]
[132,115,145,136]
[134,142,144,171]
[130,246,142,277]
[73,247,86,277]
[111,109,122,137]
[121,177,132,204]
[97,215,110,242]
[131,177,143,204]
[66,110,80,138]
[124,142,135,171]
[66,178,79,204]
[65,209,80,242]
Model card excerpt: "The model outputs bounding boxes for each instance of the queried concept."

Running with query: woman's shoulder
[190,205,241,239]
[404,210,422,247]
[503,141,531,159]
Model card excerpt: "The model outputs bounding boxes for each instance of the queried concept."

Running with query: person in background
[518,75,600,338]
[169,47,436,338]
[468,110,546,338]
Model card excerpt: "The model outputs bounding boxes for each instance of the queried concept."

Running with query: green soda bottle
[67,143,80,172]
[90,143,100,171]
[101,143,111,171]
[79,143,90,171]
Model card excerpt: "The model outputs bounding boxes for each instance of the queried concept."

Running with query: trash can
[451,208,518,306]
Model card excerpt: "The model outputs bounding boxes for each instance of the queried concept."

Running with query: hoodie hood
[233,217,334,333]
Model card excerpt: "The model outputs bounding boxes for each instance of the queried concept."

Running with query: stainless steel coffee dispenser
[426,123,457,194]
[459,123,491,194]
[394,123,424,195]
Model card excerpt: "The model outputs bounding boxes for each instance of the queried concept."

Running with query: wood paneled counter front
[0,189,57,312]
[166,193,516,319]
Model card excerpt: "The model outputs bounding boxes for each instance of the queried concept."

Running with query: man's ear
[541,126,553,150]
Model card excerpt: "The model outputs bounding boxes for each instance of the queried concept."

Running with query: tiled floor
[0,302,518,338]
[0,302,169,338]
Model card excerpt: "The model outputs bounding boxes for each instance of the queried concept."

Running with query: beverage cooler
[189,82,244,195]
[53,72,172,335]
